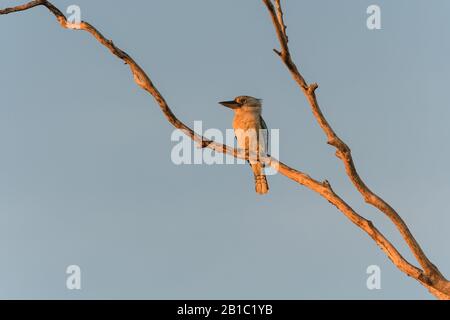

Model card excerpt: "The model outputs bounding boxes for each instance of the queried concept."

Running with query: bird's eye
[239,98,246,105]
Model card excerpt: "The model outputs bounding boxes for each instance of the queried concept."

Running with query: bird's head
[219,95,262,111]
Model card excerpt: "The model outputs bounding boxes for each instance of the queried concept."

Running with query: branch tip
[307,83,319,93]
[322,180,332,189]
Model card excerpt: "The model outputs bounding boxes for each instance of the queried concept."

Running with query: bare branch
[274,0,288,43]
[262,0,450,298]
[0,0,44,14]
[2,0,449,299]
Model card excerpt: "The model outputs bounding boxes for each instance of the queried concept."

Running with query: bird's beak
[219,100,240,110]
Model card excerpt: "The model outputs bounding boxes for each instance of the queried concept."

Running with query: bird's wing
[259,115,269,156]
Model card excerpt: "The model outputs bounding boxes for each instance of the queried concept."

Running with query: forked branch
[1,0,448,299]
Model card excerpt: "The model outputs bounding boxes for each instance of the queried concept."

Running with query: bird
[219,96,269,195]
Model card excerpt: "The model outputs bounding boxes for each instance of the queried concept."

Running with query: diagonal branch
[274,0,288,45]
[1,0,449,299]
[262,0,450,298]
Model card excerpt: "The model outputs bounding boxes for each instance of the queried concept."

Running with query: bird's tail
[252,163,269,195]
[255,174,269,195]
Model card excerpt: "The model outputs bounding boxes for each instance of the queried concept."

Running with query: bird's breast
[233,111,262,151]
[232,112,260,131]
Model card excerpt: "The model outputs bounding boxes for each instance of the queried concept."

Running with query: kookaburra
[219,96,269,195]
